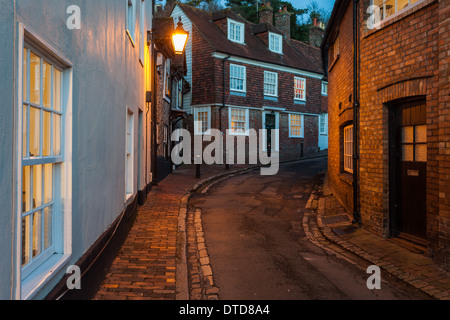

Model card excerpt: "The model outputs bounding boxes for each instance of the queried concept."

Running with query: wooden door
[265,113,276,157]
[394,100,427,239]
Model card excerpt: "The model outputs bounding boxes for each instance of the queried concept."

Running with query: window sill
[289,135,304,139]
[21,254,71,300]
[228,131,250,137]
[230,91,246,97]
[338,172,354,186]
[294,99,306,105]
[264,95,278,101]
[126,30,136,47]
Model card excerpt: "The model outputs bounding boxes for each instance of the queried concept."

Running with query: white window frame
[264,71,278,97]
[319,114,328,135]
[194,107,211,135]
[164,58,171,98]
[289,114,304,138]
[127,0,137,45]
[294,77,306,101]
[126,109,135,199]
[370,0,426,27]
[344,124,354,174]
[139,0,146,65]
[229,107,250,136]
[17,25,73,300]
[230,64,246,93]
[269,32,283,54]
[322,81,328,96]
[227,18,245,44]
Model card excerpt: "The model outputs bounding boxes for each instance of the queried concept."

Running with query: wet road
[189,158,431,300]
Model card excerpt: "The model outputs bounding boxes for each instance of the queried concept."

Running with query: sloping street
[187,158,432,300]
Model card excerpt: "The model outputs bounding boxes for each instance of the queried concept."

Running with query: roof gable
[176,3,324,75]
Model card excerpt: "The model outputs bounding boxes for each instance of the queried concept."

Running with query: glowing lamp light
[172,18,189,55]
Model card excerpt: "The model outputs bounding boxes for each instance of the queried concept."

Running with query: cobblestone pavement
[93,152,449,300]
[93,164,248,300]
[304,175,450,300]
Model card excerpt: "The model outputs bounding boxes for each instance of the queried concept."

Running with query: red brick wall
[327,3,355,214]
[327,0,449,269]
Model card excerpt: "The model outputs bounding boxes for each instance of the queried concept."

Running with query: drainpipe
[220,55,231,169]
[352,0,361,226]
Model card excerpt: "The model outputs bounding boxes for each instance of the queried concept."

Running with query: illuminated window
[344,125,354,173]
[294,77,306,101]
[194,107,211,135]
[229,107,249,135]
[21,46,68,281]
[289,114,304,138]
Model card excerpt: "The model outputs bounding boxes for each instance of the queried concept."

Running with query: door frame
[261,111,279,152]
[388,96,427,239]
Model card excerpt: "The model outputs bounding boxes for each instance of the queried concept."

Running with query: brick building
[152,12,189,181]
[323,0,450,269]
[170,2,329,163]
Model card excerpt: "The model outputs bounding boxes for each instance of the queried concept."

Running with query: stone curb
[175,154,328,300]
[314,194,450,300]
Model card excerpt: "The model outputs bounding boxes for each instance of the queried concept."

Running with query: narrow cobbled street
[187,158,432,300]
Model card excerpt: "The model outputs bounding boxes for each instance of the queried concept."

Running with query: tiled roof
[175,3,324,75]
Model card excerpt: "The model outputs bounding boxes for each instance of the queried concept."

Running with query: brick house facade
[153,13,189,181]
[323,0,450,270]
[170,3,328,163]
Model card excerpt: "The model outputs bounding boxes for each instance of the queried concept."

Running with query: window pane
[397,0,409,11]
[43,62,52,108]
[53,114,61,156]
[53,69,61,111]
[43,111,52,156]
[44,163,53,204]
[32,211,42,258]
[30,52,40,105]
[30,107,40,157]
[23,49,28,102]
[23,105,28,158]
[402,144,414,162]
[22,166,31,213]
[401,126,414,143]
[384,0,395,18]
[44,206,52,250]
[415,144,427,162]
[32,165,43,209]
[415,125,427,143]
[22,215,31,266]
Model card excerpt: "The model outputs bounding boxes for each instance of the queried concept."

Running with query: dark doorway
[265,113,276,157]
[390,99,427,242]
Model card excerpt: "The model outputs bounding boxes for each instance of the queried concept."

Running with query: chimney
[308,18,325,48]
[259,2,274,25]
[274,4,292,39]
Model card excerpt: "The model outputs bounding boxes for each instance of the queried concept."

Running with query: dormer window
[228,19,245,44]
[269,32,282,54]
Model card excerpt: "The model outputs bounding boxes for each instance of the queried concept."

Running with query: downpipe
[352,0,361,226]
